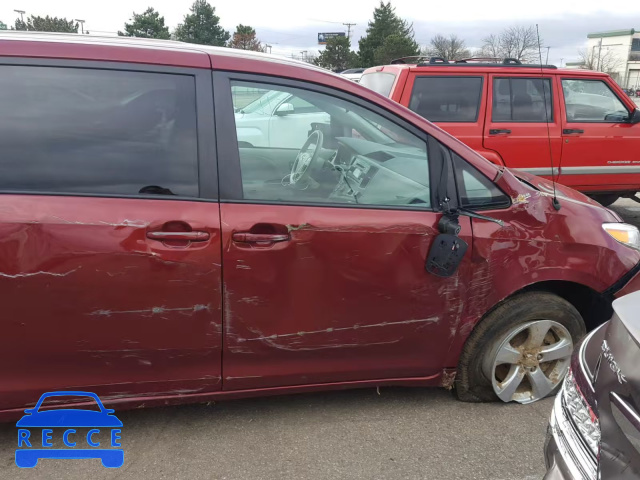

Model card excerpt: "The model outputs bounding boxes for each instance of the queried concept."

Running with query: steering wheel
[289,130,324,186]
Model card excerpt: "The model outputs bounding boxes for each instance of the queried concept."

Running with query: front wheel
[455,292,586,404]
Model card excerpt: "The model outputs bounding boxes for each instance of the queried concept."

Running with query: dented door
[0,196,223,410]
[221,204,472,390]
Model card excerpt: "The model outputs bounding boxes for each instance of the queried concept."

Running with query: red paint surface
[220,204,473,390]
[1,34,640,417]
[0,196,223,411]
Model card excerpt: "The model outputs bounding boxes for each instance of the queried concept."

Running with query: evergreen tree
[14,15,78,33]
[228,25,263,51]
[174,0,230,46]
[314,36,358,71]
[358,2,419,67]
[118,8,171,39]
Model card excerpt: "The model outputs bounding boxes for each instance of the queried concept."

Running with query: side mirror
[630,109,640,125]
[275,103,294,116]
[426,215,469,277]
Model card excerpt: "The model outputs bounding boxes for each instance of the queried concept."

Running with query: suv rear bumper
[544,386,597,480]
[543,426,574,480]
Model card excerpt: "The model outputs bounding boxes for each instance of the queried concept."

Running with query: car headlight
[562,370,601,456]
[603,223,640,251]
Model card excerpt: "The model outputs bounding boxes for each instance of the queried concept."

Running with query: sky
[2,0,639,65]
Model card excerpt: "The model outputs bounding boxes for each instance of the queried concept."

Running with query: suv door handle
[146,231,210,241]
[232,233,290,244]
[563,129,584,134]
[489,129,511,135]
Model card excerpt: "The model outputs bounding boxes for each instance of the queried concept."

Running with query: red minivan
[361,58,640,206]
[1,33,640,420]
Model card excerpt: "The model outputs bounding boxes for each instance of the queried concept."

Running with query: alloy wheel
[482,320,574,404]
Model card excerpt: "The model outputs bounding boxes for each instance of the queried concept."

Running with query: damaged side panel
[444,179,640,367]
[0,195,223,411]
[220,203,473,391]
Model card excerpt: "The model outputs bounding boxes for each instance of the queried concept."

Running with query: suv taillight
[562,370,601,457]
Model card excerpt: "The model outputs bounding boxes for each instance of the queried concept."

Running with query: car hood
[510,169,600,206]
[510,169,623,221]
[16,409,123,427]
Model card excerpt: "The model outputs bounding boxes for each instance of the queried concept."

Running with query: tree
[13,15,78,33]
[481,26,539,63]
[374,34,420,65]
[118,8,171,39]
[358,2,419,67]
[314,36,358,71]
[174,0,230,46]
[577,47,623,76]
[228,24,263,51]
[424,34,471,61]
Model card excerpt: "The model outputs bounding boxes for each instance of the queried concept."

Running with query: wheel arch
[446,279,612,368]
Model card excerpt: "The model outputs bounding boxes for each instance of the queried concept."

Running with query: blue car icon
[16,391,123,468]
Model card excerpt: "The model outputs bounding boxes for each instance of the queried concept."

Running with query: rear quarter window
[360,72,396,97]
[0,65,199,197]
[409,76,483,122]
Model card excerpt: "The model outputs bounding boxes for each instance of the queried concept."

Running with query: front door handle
[563,128,584,134]
[147,231,210,241]
[232,233,290,245]
[489,129,512,135]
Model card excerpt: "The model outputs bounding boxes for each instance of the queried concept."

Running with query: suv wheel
[590,193,619,207]
[455,292,586,403]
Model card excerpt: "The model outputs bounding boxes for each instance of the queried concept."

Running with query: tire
[455,292,586,403]
[589,193,619,207]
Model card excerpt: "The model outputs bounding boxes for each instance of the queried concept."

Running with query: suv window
[360,72,396,97]
[452,154,510,209]
[0,65,198,197]
[492,78,553,122]
[562,79,630,122]
[409,76,483,122]
[231,81,431,208]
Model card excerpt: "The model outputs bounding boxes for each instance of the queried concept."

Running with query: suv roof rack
[390,55,430,64]
[415,57,557,69]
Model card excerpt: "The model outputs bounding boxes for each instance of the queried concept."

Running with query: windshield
[235,89,287,115]
[360,72,397,97]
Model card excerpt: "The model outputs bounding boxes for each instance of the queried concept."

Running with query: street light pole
[75,19,85,34]
[14,9,25,23]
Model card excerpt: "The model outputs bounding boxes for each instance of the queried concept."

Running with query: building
[567,29,640,88]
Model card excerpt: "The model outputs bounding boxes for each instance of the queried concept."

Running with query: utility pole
[597,38,603,71]
[300,50,307,62]
[14,9,25,22]
[75,19,85,34]
[545,46,551,64]
[342,22,356,39]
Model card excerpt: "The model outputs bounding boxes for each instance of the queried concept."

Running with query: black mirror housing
[630,109,640,125]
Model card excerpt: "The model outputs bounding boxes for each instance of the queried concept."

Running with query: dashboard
[329,137,431,207]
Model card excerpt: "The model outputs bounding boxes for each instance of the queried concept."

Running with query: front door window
[561,79,630,122]
[231,81,431,208]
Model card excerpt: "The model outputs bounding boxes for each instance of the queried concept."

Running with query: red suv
[361,57,640,206]
[1,33,640,419]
